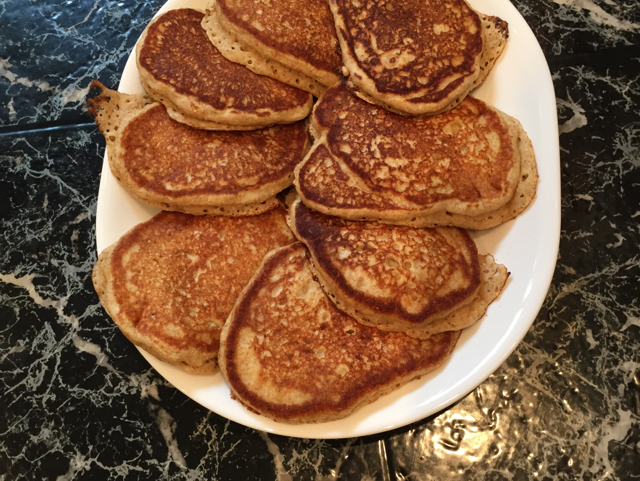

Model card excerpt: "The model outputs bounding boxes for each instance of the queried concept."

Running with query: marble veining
[0,0,164,127]
[512,0,640,56]
[553,0,640,31]
[1,0,639,479]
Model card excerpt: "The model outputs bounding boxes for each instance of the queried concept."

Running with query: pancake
[92,207,295,374]
[136,8,313,129]
[88,82,310,215]
[203,0,342,96]
[219,242,461,423]
[330,0,508,115]
[289,199,508,338]
[403,254,508,338]
[295,82,537,230]
[152,92,274,132]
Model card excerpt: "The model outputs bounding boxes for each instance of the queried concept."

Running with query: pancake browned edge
[92,208,295,374]
[88,81,310,216]
[218,242,461,423]
[295,82,537,230]
[329,0,508,115]
[203,0,342,97]
[136,8,313,129]
[289,199,509,338]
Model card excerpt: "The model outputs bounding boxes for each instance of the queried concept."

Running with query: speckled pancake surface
[402,253,509,339]
[288,199,481,326]
[295,82,537,229]
[210,0,342,90]
[330,0,504,114]
[88,83,309,215]
[219,243,461,423]
[92,208,295,374]
[136,8,313,127]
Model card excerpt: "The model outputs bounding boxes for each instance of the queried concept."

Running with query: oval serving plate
[95,0,560,439]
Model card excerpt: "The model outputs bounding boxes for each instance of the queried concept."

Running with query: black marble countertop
[1,0,639,479]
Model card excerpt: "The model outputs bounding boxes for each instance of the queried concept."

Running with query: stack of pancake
[91,0,538,424]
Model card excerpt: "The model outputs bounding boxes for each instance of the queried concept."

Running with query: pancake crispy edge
[88,82,310,216]
[136,8,313,128]
[218,242,461,423]
[92,208,296,374]
[139,75,275,131]
[288,199,483,330]
[330,0,503,115]
[473,14,509,90]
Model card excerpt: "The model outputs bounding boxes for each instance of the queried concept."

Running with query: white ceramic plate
[95,0,560,439]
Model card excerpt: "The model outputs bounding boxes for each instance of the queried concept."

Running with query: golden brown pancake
[330,0,507,115]
[205,0,342,95]
[295,82,537,230]
[88,82,310,215]
[288,198,479,319]
[219,242,461,423]
[92,208,295,374]
[136,8,313,128]
[288,199,508,338]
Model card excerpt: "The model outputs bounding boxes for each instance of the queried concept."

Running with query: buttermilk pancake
[136,8,313,129]
[92,208,295,374]
[330,0,508,115]
[219,242,460,423]
[88,82,309,215]
[289,199,508,338]
[203,0,342,97]
[295,82,538,230]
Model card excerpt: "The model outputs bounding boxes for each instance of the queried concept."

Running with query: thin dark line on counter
[0,122,96,137]
[548,44,640,70]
